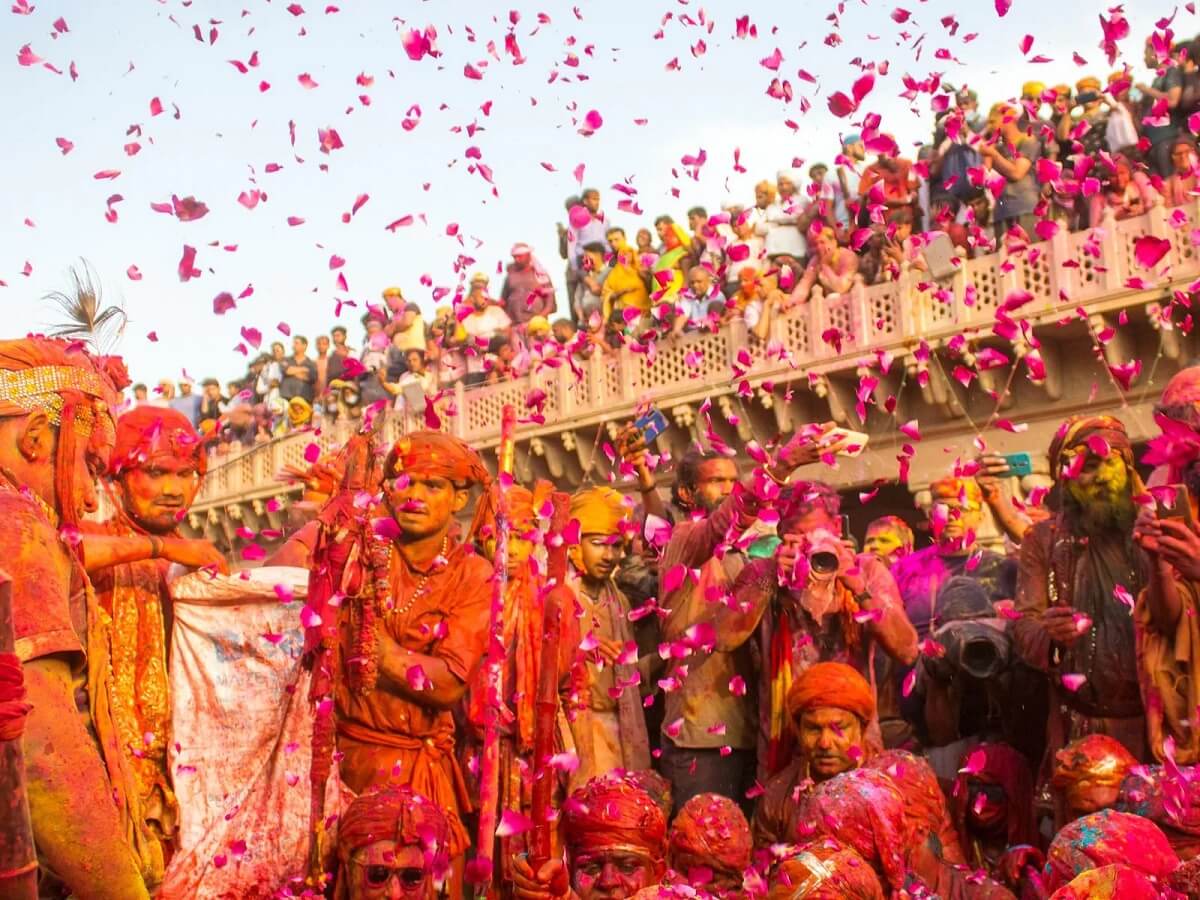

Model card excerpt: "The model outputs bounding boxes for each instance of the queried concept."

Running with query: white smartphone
[822,428,869,458]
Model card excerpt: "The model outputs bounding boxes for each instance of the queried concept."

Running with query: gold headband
[0,365,115,441]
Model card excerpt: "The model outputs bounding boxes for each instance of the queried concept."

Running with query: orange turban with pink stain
[111,406,206,476]
[668,793,752,881]
[796,769,909,893]
[563,775,668,861]
[786,662,876,726]
[385,431,490,486]
[1051,734,1137,809]
[767,838,884,899]
[385,430,492,538]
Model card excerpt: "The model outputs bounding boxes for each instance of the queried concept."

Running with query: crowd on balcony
[146,33,1200,446]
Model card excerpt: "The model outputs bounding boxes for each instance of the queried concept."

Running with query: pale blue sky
[1,0,1185,385]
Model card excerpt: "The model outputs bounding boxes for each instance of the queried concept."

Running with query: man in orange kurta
[330,432,494,865]
[0,337,156,897]
[82,405,225,861]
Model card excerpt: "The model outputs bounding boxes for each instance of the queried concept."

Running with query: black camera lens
[809,551,840,575]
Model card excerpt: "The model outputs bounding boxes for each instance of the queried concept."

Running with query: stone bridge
[182,202,1200,553]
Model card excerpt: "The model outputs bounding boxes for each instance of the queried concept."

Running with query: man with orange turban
[79,406,226,866]
[1013,415,1149,768]
[0,336,159,896]
[335,783,451,899]
[666,793,752,897]
[752,662,876,847]
[1051,733,1137,827]
[279,430,495,891]
[511,773,669,899]
[568,485,650,783]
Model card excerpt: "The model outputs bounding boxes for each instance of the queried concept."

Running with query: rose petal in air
[1060,673,1087,692]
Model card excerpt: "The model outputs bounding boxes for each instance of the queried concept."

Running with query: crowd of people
[8,26,1200,900]
[146,31,1200,447]
[5,302,1200,898]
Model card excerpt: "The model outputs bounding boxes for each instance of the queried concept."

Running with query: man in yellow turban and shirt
[568,486,652,784]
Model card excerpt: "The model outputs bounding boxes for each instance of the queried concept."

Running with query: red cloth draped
[0,653,30,741]
[796,769,909,893]
[667,793,752,880]
[1043,809,1179,894]
[868,750,965,865]
[950,742,1037,855]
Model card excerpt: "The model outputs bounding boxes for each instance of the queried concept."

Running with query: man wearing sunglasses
[335,783,450,899]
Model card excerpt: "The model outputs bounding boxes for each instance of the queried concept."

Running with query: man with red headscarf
[1013,415,1150,765]
[278,430,495,887]
[752,662,877,848]
[510,773,669,899]
[949,742,1039,888]
[666,793,752,897]
[79,406,226,862]
[0,336,159,896]
[1042,808,1179,894]
[335,783,451,899]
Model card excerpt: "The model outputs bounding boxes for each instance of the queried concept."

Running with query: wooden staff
[530,493,571,867]
[0,573,37,899]
[473,405,517,888]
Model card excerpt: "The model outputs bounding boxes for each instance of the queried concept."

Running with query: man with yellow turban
[1013,416,1149,764]
[752,662,876,847]
[568,486,651,783]
[0,336,159,896]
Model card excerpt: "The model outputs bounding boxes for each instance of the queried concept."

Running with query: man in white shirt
[461,273,512,386]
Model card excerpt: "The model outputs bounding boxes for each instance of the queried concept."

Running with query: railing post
[809,290,828,358]
[452,381,466,439]
[1048,225,1072,308]
[1098,208,1124,292]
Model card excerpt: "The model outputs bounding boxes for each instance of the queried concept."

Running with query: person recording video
[905,576,1047,782]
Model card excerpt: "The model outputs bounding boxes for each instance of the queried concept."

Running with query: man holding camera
[656,430,842,817]
[722,481,917,782]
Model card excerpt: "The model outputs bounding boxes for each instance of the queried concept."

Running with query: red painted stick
[472,405,517,888]
[530,493,571,867]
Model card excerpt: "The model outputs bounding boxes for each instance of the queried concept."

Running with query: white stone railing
[193,199,1200,511]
